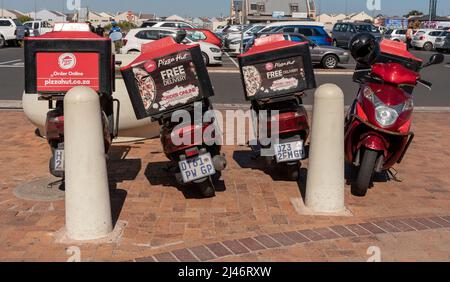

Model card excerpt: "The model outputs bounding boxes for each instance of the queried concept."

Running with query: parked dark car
[435,32,450,53]
[245,32,350,69]
[331,22,382,48]
[269,24,333,46]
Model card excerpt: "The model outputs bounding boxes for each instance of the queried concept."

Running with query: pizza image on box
[133,67,157,110]
[242,65,262,97]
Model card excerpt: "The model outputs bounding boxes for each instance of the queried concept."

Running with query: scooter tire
[198,178,216,198]
[287,162,300,181]
[352,149,378,197]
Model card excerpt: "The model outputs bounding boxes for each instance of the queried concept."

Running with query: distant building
[165,14,187,22]
[0,9,26,19]
[29,9,67,23]
[192,17,213,30]
[232,0,316,23]
[115,11,139,24]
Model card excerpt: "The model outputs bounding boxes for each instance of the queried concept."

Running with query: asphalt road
[1,47,450,107]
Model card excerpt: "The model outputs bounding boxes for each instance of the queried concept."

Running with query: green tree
[404,10,423,18]
[17,15,33,23]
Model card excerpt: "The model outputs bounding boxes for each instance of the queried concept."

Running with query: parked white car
[121,28,222,65]
[411,29,446,51]
[23,20,53,37]
[434,30,450,52]
[141,21,196,29]
[384,29,407,42]
[0,18,27,47]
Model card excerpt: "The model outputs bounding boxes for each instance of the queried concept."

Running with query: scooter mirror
[109,31,123,42]
[424,53,444,67]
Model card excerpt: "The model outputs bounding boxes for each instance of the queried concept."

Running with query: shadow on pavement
[144,161,226,199]
[107,145,142,226]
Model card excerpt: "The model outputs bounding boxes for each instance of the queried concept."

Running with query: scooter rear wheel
[287,162,301,181]
[352,149,378,197]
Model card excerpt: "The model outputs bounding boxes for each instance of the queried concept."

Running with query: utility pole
[34,0,37,21]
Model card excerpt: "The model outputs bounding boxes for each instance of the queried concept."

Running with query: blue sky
[1,0,449,17]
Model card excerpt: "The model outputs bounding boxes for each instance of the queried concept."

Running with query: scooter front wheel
[352,149,378,197]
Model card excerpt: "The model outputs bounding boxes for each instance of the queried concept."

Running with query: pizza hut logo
[58,53,77,70]
[265,62,274,71]
[144,60,157,73]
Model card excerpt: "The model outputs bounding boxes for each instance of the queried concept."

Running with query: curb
[131,215,450,262]
[0,100,22,110]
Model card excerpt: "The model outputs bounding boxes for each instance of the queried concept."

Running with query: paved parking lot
[0,110,449,262]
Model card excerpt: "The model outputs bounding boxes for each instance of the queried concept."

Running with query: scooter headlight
[375,106,399,127]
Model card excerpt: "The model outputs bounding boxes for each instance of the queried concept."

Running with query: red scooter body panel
[372,63,419,86]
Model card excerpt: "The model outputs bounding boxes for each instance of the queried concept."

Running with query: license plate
[53,149,65,171]
[179,153,216,183]
[274,141,304,163]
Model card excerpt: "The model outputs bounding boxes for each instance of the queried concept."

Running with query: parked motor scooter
[251,95,309,180]
[345,34,444,196]
[238,34,316,181]
[25,27,120,184]
[158,98,227,198]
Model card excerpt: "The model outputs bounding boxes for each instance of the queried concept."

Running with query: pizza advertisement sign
[122,47,213,120]
[36,52,100,93]
[242,56,308,100]
[238,39,316,101]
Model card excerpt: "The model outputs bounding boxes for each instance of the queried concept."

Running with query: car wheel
[322,54,339,69]
[127,50,140,55]
[423,42,433,51]
[0,36,5,48]
[202,52,210,66]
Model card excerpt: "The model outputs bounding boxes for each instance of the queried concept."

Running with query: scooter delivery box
[24,30,114,96]
[377,39,423,72]
[238,34,316,101]
[121,37,214,120]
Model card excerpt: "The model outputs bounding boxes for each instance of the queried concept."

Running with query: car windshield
[13,19,23,26]
[385,30,393,35]
[355,24,378,33]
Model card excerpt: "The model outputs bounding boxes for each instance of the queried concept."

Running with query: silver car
[246,33,350,69]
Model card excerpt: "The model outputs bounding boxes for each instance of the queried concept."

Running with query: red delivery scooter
[121,32,226,198]
[24,28,119,183]
[345,34,444,196]
[238,34,316,181]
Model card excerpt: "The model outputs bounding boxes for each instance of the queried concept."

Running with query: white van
[23,21,53,37]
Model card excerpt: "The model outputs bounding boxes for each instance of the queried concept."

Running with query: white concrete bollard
[305,84,345,214]
[64,86,113,240]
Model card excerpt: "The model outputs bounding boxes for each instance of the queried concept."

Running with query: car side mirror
[174,30,187,43]
[423,53,445,67]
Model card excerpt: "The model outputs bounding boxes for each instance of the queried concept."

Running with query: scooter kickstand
[387,168,403,183]
[47,178,64,189]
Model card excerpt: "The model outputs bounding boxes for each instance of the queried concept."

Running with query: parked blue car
[270,25,333,46]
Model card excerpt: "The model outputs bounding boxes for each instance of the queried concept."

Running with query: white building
[29,9,67,23]
[165,14,187,22]
[349,11,373,22]
[115,11,139,24]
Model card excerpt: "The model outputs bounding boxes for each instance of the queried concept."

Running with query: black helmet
[349,33,380,66]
